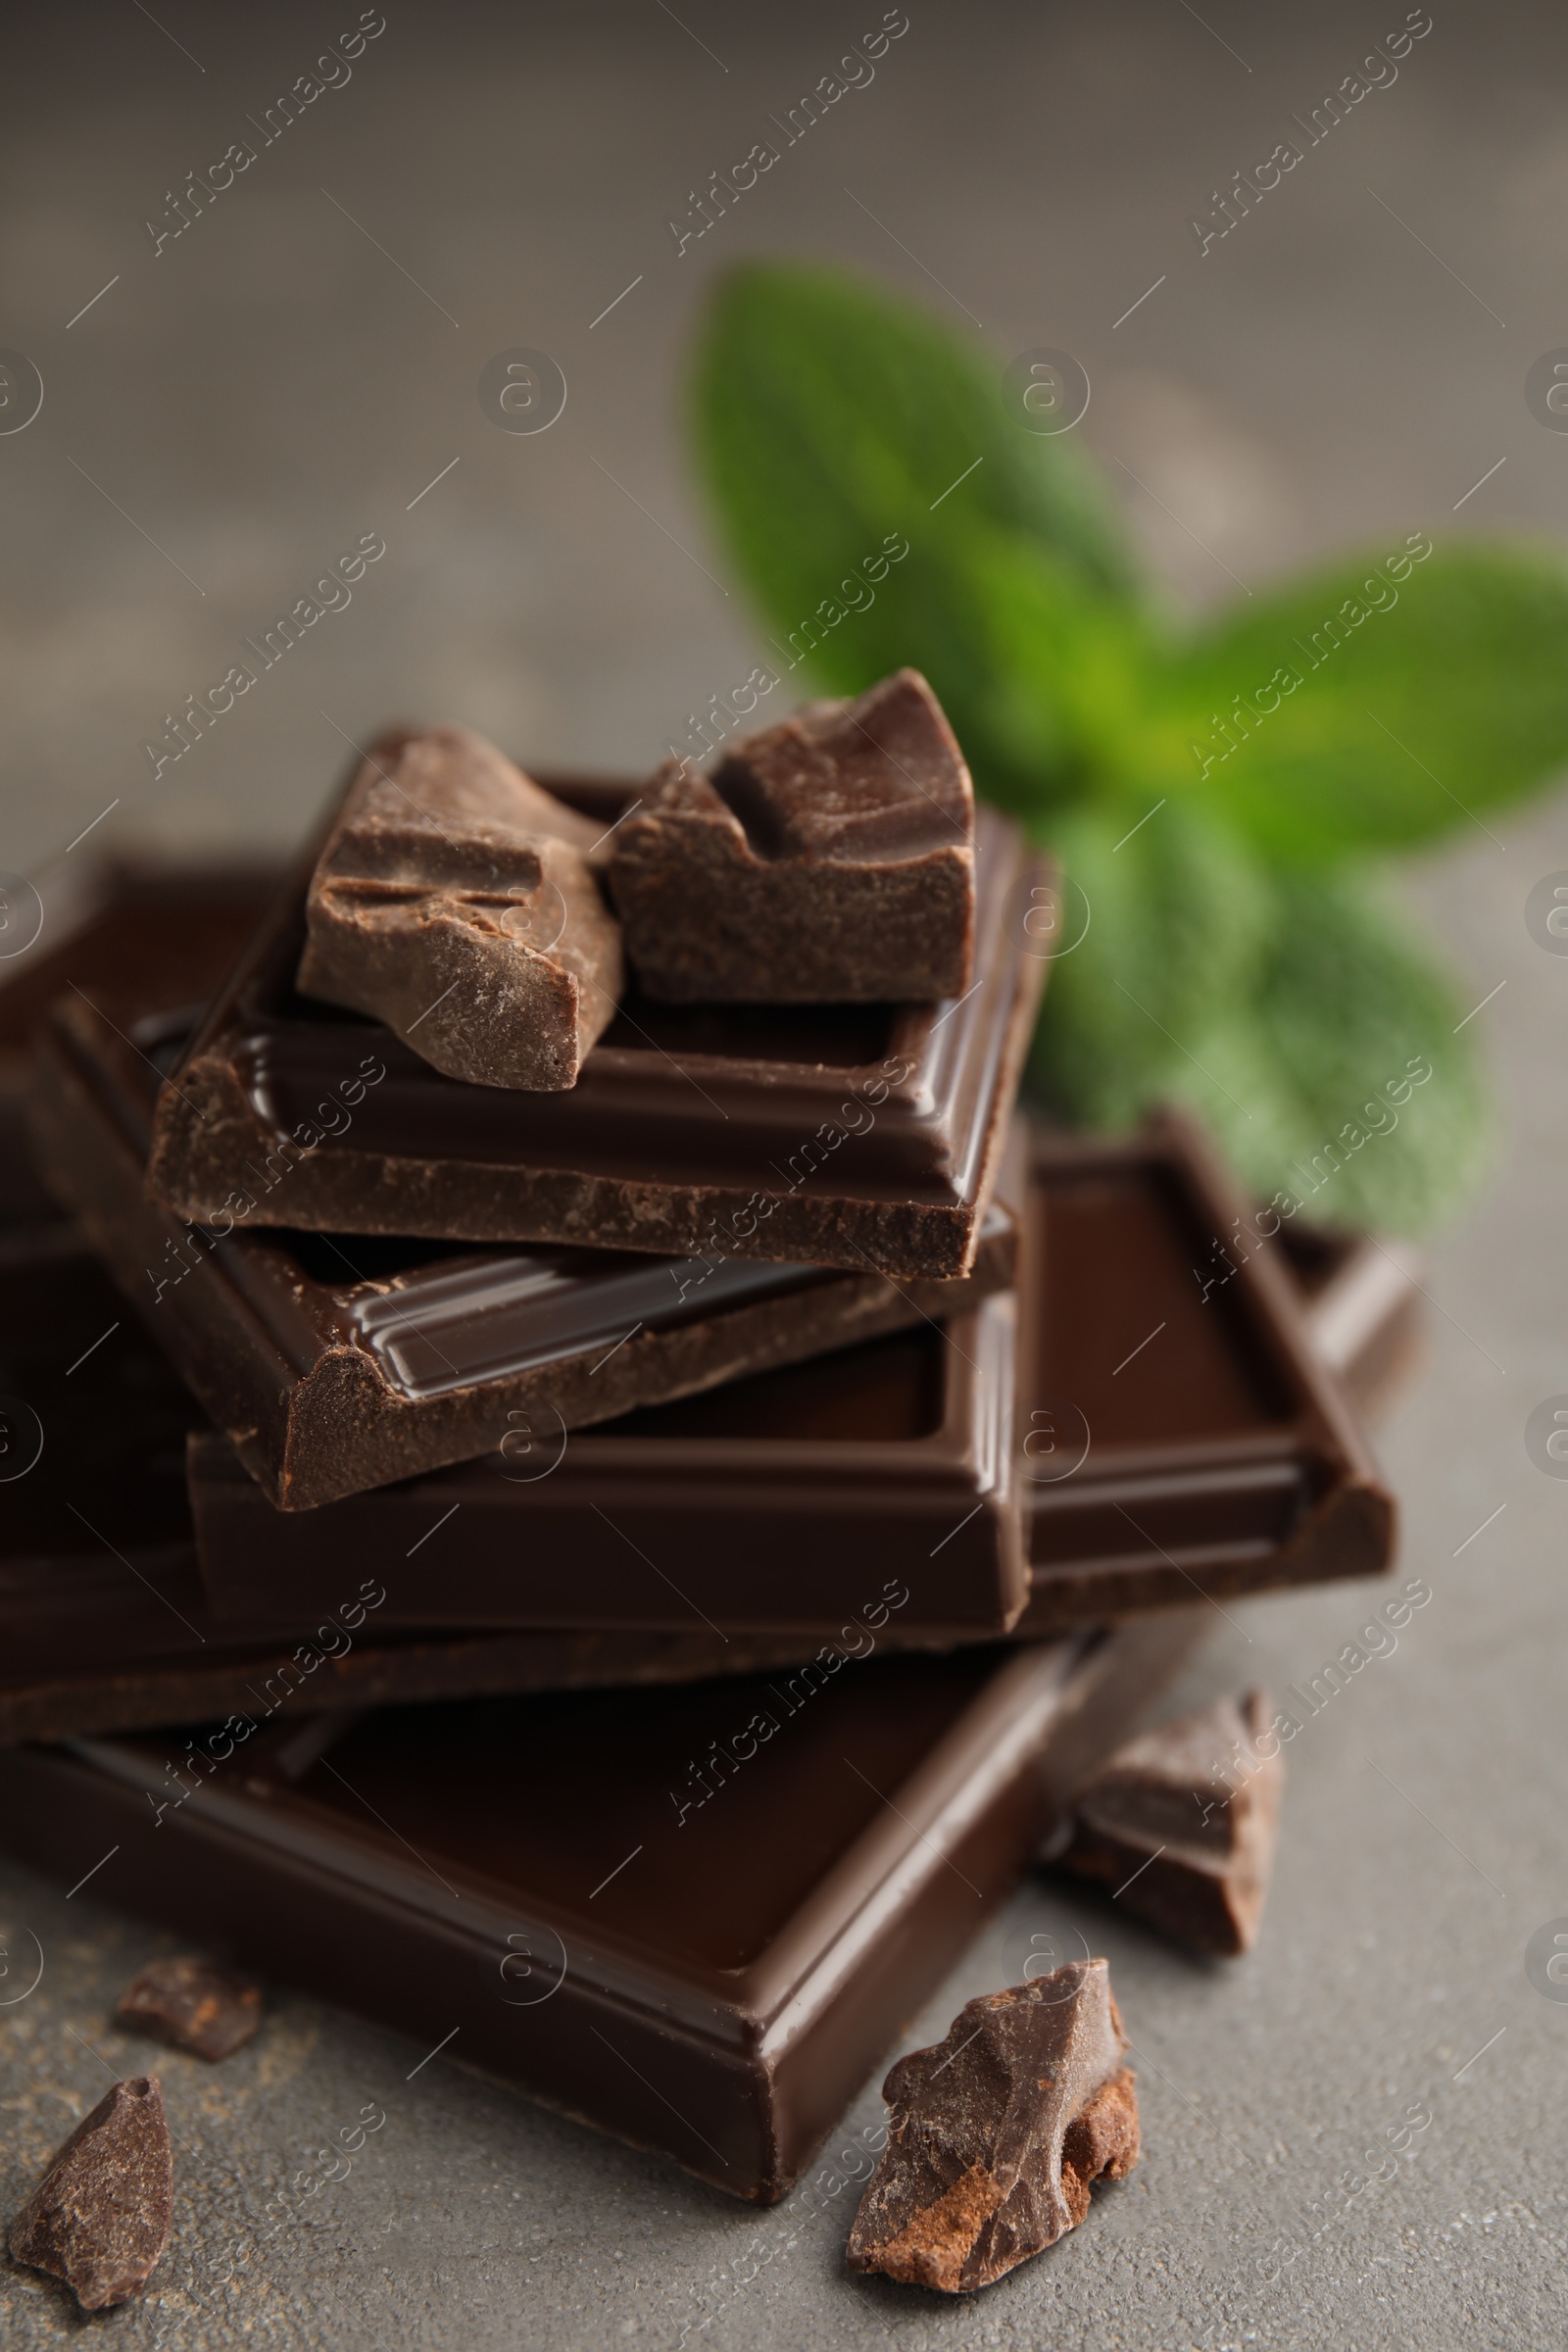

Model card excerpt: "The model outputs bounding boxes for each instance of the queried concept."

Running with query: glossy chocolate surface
[0,1127,1398,1743]
[145,762,1049,1274]
[1016,1115,1395,1633]
[190,1283,1026,1637]
[0,1616,1199,2201]
[28,990,1014,1508]
[188,1117,1391,1642]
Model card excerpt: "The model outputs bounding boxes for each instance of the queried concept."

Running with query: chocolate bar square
[0,1618,1198,2202]
[143,754,1049,1277]
[186,1115,1392,1644]
[1013,1115,1395,1634]
[188,1283,1028,1638]
[0,1161,1406,1745]
[28,988,1014,1509]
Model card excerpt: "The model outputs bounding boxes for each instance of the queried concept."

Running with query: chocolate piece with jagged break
[1052,1690,1285,1956]
[611,669,974,1002]
[298,725,623,1089]
[847,1960,1139,2293]
[9,2077,173,2310]
[117,1954,264,2060]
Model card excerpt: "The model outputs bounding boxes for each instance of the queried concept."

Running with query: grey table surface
[3,3,1566,2344]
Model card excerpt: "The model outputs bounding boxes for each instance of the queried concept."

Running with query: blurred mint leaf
[1163,540,1568,862]
[1028,800,1274,1130]
[691,260,1522,1231]
[1034,846,1489,1233]
[691,262,1155,809]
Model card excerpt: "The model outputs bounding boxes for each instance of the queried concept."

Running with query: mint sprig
[691,262,1563,1232]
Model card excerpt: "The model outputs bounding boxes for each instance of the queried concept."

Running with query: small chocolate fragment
[611,669,974,1002]
[1052,1690,1284,1956]
[9,2076,173,2310]
[117,1954,264,2060]
[847,1960,1138,2293]
[298,725,623,1089]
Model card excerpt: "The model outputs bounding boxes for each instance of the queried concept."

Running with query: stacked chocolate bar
[4,670,1406,2206]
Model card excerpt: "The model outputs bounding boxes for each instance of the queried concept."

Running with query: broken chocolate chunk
[117,1954,264,2061]
[297,724,623,1089]
[1052,1690,1284,1956]
[610,668,975,1002]
[9,2075,173,2310]
[846,1959,1138,2293]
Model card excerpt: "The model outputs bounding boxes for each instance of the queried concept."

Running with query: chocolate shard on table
[610,669,974,1003]
[27,986,1015,1510]
[186,1112,1392,1642]
[846,1960,1138,2293]
[297,725,622,1090]
[1012,1113,1396,1636]
[116,1954,265,2060]
[143,745,1048,1276]
[1049,1690,1284,1957]
[9,2076,173,2311]
[0,1624,1195,2204]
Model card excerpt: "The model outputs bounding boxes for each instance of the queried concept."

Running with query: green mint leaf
[1165,539,1568,862]
[1035,838,1490,1233]
[1028,801,1273,1129]
[691,262,1150,806]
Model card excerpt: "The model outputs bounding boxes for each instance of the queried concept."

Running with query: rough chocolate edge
[1013,1479,1395,1638]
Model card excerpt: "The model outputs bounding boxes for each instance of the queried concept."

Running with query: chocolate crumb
[9,2076,173,2310]
[117,1953,264,2061]
[846,1959,1138,2293]
[1053,1690,1285,1956]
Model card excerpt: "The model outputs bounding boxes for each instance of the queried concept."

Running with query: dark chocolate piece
[1278,1226,1426,1425]
[0,1224,1031,1740]
[1013,1114,1396,1635]
[846,1960,1137,2292]
[144,750,1049,1276]
[0,1110,1394,1742]
[0,853,284,1230]
[189,1289,1027,1637]
[116,1954,264,2059]
[298,726,622,1090]
[9,2076,173,2310]
[28,989,1014,1509]
[0,1626,1192,2203]
[187,1116,1390,1642]
[611,670,974,1003]
[1051,1690,1284,1956]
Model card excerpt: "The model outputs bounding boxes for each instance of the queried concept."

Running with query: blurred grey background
[4,4,1568,2347]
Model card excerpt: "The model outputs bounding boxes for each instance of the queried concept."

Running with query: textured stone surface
[298,726,622,1089]
[846,1962,1138,2291]
[1053,1690,1285,1954]
[0,6,1561,2346]
[117,1958,265,2063]
[9,2077,172,2310]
